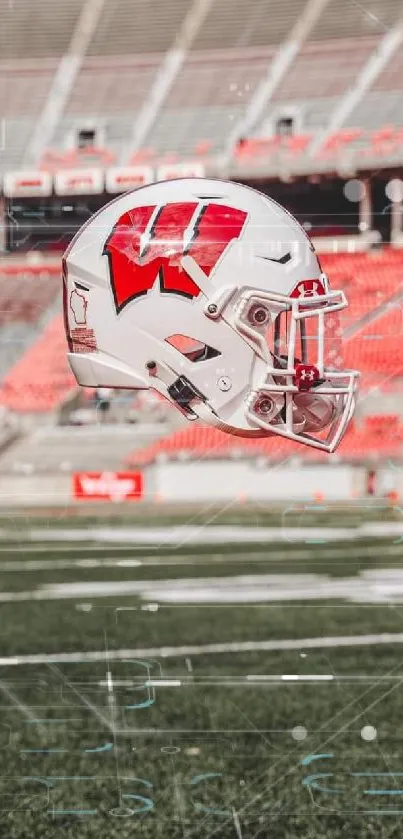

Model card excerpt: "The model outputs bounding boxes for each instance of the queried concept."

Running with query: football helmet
[63,177,359,452]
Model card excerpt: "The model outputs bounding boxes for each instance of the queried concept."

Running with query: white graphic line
[2,633,403,665]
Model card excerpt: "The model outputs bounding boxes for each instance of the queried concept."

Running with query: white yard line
[0,543,402,573]
[2,633,403,666]
[0,522,402,545]
[0,526,358,543]
[2,568,403,603]
[0,545,148,553]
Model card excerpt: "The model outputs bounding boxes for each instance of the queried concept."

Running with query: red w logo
[104,202,247,313]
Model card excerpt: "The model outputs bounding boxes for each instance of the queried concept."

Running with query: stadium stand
[0,314,76,413]
[0,0,402,168]
[308,0,401,40]
[0,263,61,379]
[190,0,307,50]
[373,44,403,92]
[321,250,403,328]
[127,414,403,466]
[257,39,377,137]
[0,0,84,59]
[0,422,164,474]
[40,143,116,170]
[231,125,403,169]
[0,118,41,171]
[345,307,403,379]
[64,56,161,118]
[145,49,272,156]
[87,0,190,56]
[0,60,57,118]
[0,263,60,325]
[0,0,82,171]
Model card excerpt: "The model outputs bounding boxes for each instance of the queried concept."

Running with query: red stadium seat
[283,133,312,156]
[129,148,156,164]
[316,128,362,159]
[194,139,213,156]
[0,315,76,412]
[234,136,281,159]
[40,145,115,170]
[0,264,60,326]
[127,415,403,467]
[371,125,396,144]
[62,145,116,167]
[363,125,402,158]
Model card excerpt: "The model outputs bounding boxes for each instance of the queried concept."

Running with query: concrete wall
[0,460,400,506]
[155,461,357,502]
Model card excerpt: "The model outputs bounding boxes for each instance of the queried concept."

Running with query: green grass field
[1,504,403,838]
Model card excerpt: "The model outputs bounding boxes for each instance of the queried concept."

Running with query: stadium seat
[0,315,76,413]
[40,145,115,169]
[0,264,60,326]
[127,414,403,467]
[283,134,313,156]
[194,139,213,156]
[128,149,156,164]
[316,128,363,159]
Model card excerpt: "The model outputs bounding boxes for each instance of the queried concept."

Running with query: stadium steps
[0,423,168,475]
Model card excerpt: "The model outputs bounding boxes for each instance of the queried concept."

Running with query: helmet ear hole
[247,304,271,327]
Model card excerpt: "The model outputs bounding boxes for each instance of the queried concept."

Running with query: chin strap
[145,358,207,420]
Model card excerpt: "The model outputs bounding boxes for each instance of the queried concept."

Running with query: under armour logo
[290,278,325,299]
[297,281,319,297]
[300,368,316,381]
[294,363,320,391]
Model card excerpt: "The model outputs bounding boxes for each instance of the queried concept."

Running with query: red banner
[73,471,143,501]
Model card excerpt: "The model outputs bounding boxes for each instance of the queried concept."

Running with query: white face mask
[232,285,358,451]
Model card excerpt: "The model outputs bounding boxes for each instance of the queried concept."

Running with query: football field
[1,504,403,838]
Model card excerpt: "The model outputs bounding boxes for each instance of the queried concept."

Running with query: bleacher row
[233,125,403,167]
[126,414,403,466]
[3,0,400,59]
[1,0,403,170]
[30,124,403,174]
[0,249,401,416]
[0,263,60,325]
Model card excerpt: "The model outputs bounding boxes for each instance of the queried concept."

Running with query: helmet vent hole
[166,334,221,363]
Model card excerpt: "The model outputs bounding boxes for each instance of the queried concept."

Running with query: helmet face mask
[229,284,357,451]
[63,177,359,453]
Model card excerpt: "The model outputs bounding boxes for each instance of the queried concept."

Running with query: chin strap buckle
[168,375,205,409]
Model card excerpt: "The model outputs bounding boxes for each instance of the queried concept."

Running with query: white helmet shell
[63,177,359,451]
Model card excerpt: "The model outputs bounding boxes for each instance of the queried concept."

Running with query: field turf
[0,504,403,838]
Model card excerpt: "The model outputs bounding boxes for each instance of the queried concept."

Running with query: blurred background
[0,0,402,506]
[0,3,403,836]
